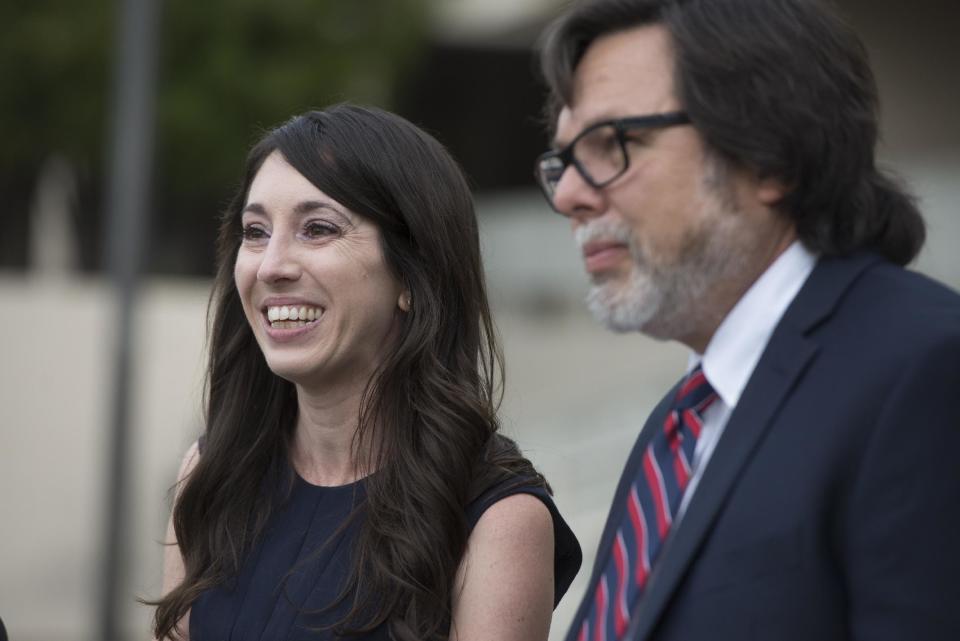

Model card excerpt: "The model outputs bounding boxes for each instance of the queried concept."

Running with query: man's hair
[540,0,925,265]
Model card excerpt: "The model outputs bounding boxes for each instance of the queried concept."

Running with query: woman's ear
[398,290,411,312]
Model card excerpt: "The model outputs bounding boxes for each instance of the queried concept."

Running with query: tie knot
[674,365,718,414]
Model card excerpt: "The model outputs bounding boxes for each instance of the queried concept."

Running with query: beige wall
[0,276,208,640]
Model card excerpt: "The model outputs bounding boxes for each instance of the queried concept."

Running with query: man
[534,1,960,640]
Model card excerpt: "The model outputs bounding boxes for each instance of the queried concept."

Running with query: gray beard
[586,260,663,334]
[582,194,750,342]
[585,243,718,340]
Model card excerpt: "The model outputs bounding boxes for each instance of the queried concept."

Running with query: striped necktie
[574,366,718,641]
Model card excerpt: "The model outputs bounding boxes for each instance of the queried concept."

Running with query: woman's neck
[290,382,371,487]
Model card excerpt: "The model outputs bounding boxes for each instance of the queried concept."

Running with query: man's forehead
[553,101,626,146]
[552,100,651,148]
[554,107,575,144]
[554,102,628,141]
[553,24,679,144]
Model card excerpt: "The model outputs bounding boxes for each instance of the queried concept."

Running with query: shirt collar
[688,241,817,408]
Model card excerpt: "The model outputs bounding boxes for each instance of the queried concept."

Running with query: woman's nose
[256,236,302,284]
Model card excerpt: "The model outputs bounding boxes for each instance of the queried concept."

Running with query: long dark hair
[540,0,925,265]
[151,104,547,640]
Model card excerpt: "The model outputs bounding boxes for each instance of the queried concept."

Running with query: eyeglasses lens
[537,123,627,206]
[575,124,625,187]
[537,155,565,199]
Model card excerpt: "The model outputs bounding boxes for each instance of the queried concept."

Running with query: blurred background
[1,0,957,639]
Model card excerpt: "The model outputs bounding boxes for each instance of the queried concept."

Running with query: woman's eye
[241,224,268,242]
[303,221,339,239]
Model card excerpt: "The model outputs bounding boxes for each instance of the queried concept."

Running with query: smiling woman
[234,152,405,387]
[147,105,581,641]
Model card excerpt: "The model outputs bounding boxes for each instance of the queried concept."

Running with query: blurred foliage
[0,0,111,176]
[0,1,112,269]
[1,0,431,273]
[157,0,429,199]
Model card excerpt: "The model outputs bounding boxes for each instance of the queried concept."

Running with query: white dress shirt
[675,241,817,522]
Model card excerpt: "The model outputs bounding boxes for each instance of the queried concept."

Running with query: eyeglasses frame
[535,111,692,210]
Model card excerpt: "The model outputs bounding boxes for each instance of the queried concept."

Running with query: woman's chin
[263,358,317,386]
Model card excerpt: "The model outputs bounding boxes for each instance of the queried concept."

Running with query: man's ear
[756,173,788,207]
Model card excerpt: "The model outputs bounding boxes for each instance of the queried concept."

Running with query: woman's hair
[151,104,546,640]
[540,0,925,266]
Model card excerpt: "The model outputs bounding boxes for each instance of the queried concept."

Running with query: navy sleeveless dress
[190,468,581,640]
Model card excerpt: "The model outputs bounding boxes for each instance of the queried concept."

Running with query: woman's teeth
[266,305,322,326]
[270,320,312,329]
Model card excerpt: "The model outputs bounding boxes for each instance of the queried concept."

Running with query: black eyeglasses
[534,111,691,211]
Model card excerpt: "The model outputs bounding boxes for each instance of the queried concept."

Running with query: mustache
[574,218,633,250]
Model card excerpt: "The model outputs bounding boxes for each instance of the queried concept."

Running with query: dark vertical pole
[99,0,160,638]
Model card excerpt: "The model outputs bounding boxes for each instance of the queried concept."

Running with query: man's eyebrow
[551,115,616,149]
[551,130,577,150]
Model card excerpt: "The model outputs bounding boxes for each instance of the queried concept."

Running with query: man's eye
[623,132,651,147]
[579,128,620,158]
[599,133,621,150]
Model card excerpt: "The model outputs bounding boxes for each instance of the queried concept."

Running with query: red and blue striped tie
[575,366,718,641]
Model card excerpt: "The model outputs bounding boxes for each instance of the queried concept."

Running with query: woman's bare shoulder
[176,441,201,486]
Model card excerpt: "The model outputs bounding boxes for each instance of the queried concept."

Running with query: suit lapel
[628,252,880,641]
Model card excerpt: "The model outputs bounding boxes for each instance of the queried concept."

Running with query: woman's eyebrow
[242,202,267,216]
[293,200,345,216]
[241,201,348,218]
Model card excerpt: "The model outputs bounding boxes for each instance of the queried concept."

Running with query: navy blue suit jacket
[568,253,960,641]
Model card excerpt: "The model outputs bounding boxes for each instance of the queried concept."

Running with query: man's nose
[257,236,302,284]
[551,164,605,223]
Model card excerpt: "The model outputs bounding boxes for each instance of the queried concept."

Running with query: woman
[151,105,580,641]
